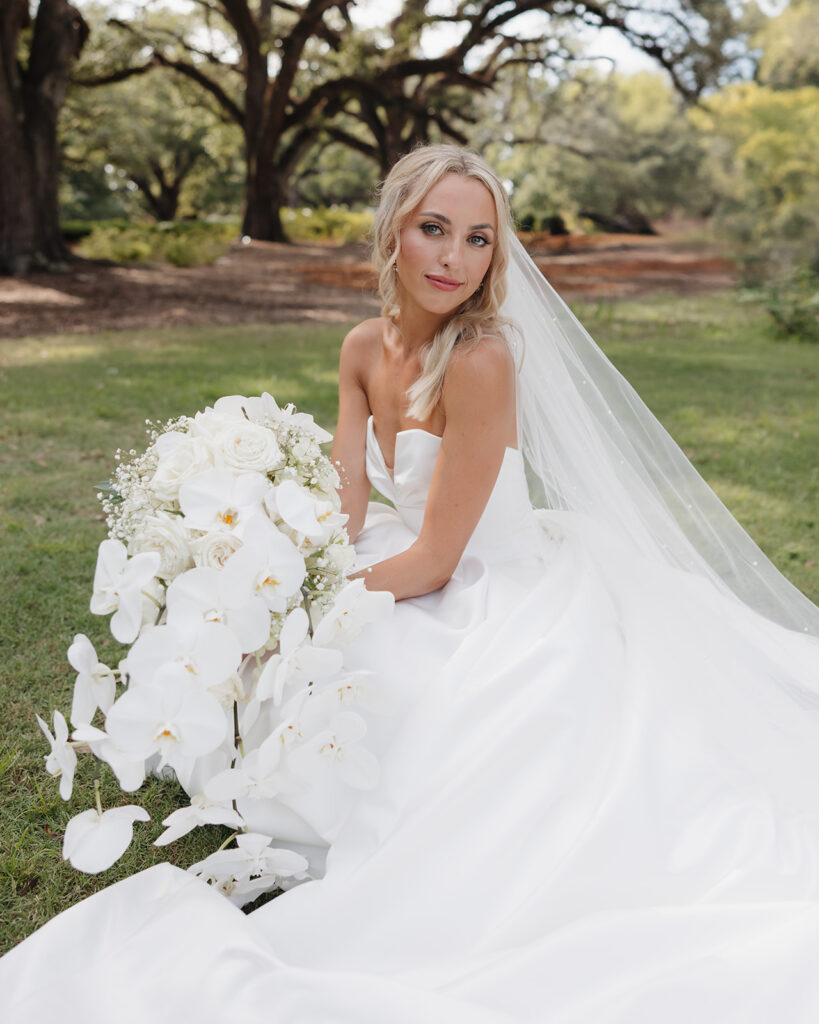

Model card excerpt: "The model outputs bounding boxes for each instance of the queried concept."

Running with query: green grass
[1,293,817,953]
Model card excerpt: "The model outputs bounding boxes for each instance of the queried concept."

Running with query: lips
[425,274,462,292]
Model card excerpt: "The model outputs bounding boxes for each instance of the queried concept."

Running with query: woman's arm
[331,323,375,542]
[354,337,516,601]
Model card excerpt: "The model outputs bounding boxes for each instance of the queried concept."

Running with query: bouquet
[37,393,393,906]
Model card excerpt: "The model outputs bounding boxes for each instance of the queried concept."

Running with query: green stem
[93,778,103,817]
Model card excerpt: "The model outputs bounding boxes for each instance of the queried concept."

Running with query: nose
[440,235,464,270]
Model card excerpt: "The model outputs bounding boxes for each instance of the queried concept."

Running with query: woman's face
[394,172,497,318]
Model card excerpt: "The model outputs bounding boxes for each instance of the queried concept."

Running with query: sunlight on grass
[1,292,817,953]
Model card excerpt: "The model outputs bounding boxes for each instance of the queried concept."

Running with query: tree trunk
[241,152,288,242]
[0,0,88,275]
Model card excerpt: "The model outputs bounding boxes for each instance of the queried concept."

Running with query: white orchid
[71,724,146,792]
[205,725,303,804]
[154,791,244,847]
[67,634,117,727]
[179,468,267,533]
[256,606,343,706]
[312,578,395,647]
[275,479,347,546]
[188,832,309,907]
[226,516,305,613]
[288,710,379,790]
[167,565,271,654]
[104,664,227,777]
[63,803,150,874]
[314,669,396,716]
[126,599,242,696]
[36,710,77,800]
[90,539,161,644]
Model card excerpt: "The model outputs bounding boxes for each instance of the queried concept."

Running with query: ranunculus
[149,435,213,501]
[191,528,244,570]
[128,511,193,580]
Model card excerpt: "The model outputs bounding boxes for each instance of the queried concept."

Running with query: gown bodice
[364,414,544,566]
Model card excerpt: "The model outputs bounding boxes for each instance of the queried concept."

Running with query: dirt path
[0,227,734,339]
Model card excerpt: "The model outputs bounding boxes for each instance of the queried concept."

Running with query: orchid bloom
[154,791,244,847]
[104,664,228,777]
[71,724,146,792]
[225,516,306,613]
[275,479,347,546]
[126,599,242,697]
[166,564,271,655]
[63,804,150,874]
[179,468,267,533]
[312,578,395,647]
[36,710,77,800]
[288,710,379,790]
[188,833,309,907]
[67,633,117,727]
[256,606,343,706]
[205,725,303,804]
[90,539,161,644]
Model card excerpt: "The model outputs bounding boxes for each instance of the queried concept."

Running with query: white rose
[219,421,284,473]
[129,512,193,581]
[150,437,213,502]
[193,529,243,569]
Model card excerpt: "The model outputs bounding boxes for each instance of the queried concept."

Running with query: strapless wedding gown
[4,417,819,1023]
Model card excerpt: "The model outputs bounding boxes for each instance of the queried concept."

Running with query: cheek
[399,231,429,268]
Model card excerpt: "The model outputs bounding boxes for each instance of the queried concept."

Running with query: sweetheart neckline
[366,414,521,476]
[367,414,441,473]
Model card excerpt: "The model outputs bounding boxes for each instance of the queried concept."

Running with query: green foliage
[280,206,373,244]
[689,81,819,274]
[74,221,239,266]
[478,67,706,234]
[742,267,819,344]
[754,0,819,89]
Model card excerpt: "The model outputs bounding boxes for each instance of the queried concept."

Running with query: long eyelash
[422,222,489,246]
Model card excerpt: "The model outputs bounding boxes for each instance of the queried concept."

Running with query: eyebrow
[419,211,496,233]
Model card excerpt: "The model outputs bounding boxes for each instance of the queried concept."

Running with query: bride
[4,144,819,1023]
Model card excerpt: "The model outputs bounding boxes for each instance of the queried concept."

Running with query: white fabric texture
[3,407,819,1023]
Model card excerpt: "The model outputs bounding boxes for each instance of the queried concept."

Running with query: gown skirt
[3,417,819,1023]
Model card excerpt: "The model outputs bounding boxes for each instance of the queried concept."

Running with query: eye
[421,222,443,235]
[469,234,490,247]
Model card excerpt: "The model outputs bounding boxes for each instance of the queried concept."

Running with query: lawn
[1,292,817,953]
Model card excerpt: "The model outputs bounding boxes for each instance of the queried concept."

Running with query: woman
[3,144,819,1023]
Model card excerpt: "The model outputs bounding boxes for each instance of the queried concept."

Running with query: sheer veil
[501,234,819,641]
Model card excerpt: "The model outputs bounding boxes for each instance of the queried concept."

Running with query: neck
[393,289,449,354]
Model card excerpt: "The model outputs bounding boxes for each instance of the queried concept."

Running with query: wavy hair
[371,144,517,421]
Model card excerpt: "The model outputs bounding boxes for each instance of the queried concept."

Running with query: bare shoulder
[444,333,515,404]
[340,317,384,372]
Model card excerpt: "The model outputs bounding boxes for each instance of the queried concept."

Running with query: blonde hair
[371,143,516,421]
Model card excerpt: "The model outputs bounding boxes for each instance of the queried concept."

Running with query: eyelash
[421,222,490,247]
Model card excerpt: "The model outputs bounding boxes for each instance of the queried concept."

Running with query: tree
[0,0,88,273]
[96,0,759,242]
[690,81,819,270]
[754,0,819,89]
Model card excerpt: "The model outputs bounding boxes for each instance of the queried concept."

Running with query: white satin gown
[4,414,819,1023]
